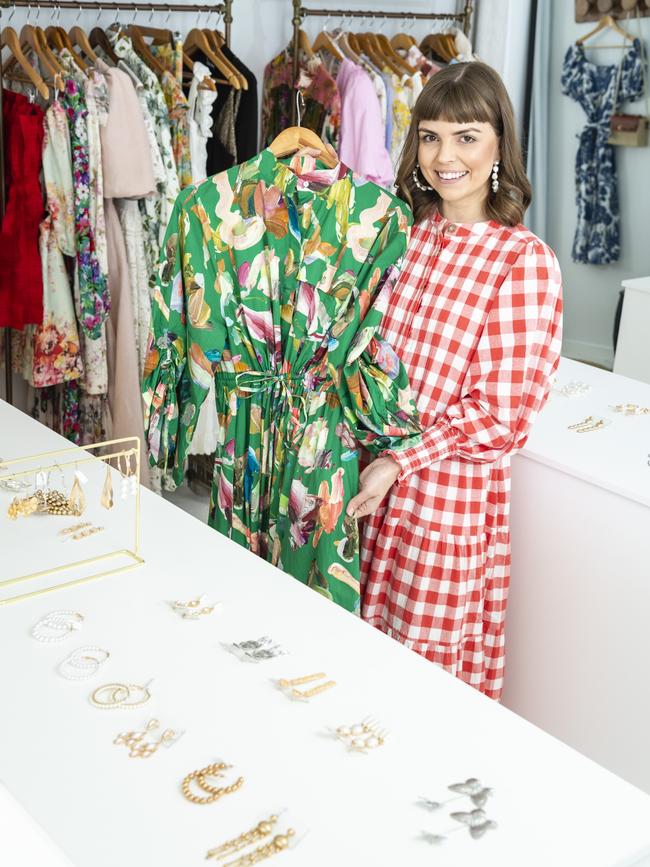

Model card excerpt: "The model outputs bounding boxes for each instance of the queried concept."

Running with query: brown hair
[395,62,532,226]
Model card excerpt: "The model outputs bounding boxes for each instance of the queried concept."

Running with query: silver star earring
[412,163,434,192]
[491,160,500,193]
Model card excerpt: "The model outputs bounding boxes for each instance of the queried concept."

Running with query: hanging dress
[360,214,563,700]
[143,151,422,612]
[21,98,84,388]
[561,39,644,264]
[0,90,45,329]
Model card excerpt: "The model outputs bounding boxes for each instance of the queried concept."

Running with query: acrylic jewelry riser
[505,357,650,796]
[1,399,650,867]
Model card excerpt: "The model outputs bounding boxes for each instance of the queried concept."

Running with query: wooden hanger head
[1,25,49,100]
[576,14,635,45]
[89,26,119,65]
[269,127,338,168]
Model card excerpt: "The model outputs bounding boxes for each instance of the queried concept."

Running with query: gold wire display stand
[0,437,144,606]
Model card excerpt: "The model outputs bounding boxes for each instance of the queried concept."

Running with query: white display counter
[2,397,650,867]
[505,357,650,795]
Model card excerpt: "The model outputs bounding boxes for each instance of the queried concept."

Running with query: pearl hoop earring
[412,163,434,192]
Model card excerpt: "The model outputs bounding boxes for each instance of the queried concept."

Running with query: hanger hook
[75,3,83,25]
[132,4,138,24]
[323,13,330,33]
[166,6,171,25]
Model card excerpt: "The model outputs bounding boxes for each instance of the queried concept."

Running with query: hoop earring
[412,163,434,192]
[491,160,500,193]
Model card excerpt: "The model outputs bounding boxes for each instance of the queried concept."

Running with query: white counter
[1,397,650,867]
[505,357,650,794]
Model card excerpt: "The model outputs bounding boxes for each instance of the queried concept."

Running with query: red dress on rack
[0,89,45,329]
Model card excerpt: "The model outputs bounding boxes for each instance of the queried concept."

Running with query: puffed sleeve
[328,200,424,455]
[142,186,226,481]
[385,239,563,481]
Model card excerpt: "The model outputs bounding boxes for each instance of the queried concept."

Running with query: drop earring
[412,163,434,192]
[100,463,114,510]
[68,471,86,516]
[491,160,500,193]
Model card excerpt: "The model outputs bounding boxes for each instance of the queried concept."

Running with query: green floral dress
[143,150,422,612]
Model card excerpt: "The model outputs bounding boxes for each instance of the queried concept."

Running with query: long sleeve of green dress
[143,150,422,613]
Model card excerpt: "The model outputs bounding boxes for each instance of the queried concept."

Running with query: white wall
[547,2,650,369]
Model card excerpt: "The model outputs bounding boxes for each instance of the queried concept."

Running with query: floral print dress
[151,38,193,189]
[561,39,644,264]
[143,151,422,611]
[20,99,84,388]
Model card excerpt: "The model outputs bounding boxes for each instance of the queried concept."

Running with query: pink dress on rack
[336,59,394,189]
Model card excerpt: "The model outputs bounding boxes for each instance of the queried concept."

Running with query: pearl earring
[491,160,500,193]
[412,163,434,192]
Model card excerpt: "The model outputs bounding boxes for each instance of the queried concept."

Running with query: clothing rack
[290,0,475,123]
[0,0,233,406]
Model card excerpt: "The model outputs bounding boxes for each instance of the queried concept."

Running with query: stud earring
[100,463,114,510]
[412,163,434,192]
[491,160,500,193]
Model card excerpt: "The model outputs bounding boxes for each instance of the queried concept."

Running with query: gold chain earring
[206,815,278,860]
[100,463,114,510]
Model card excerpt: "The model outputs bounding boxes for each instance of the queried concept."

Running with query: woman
[347,62,563,701]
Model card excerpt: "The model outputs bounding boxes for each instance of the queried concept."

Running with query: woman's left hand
[346,457,401,519]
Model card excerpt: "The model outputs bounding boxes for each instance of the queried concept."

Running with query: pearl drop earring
[491,160,500,193]
[412,163,434,192]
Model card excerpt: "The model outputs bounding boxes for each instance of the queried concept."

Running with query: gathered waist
[214,370,333,396]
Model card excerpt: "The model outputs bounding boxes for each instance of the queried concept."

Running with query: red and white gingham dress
[360,211,563,700]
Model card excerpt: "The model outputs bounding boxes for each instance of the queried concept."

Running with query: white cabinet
[504,358,650,794]
[614,276,650,384]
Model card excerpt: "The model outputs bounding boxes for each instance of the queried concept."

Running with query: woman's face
[417,119,500,215]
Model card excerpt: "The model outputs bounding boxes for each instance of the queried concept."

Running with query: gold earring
[68,475,86,516]
[101,463,114,510]
[206,815,279,860]
[221,831,296,867]
[181,762,245,805]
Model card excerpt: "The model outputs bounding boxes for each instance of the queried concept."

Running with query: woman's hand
[294,143,339,162]
[346,457,401,519]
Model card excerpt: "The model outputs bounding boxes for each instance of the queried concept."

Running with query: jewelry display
[181,762,244,805]
[419,777,494,811]
[206,815,279,860]
[58,522,93,537]
[32,610,84,642]
[169,594,220,619]
[422,808,497,844]
[221,830,296,867]
[278,672,336,701]
[100,463,114,510]
[113,718,183,758]
[610,403,650,416]
[335,718,387,752]
[90,681,152,709]
[553,380,592,398]
[58,646,109,680]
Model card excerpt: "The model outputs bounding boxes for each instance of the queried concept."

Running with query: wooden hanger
[375,32,415,74]
[391,32,417,51]
[576,14,634,46]
[312,29,344,62]
[296,28,315,59]
[69,26,98,64]
[203,29,246,89]
[45,25,87,71]
[184,28,240,88]
[128,24,166,76]
[269,126,338,167]
[89,26,119,65]
[1,26,49,99]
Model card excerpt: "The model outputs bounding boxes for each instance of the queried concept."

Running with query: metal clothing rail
[290,0,475,122]
[0,0,232,406]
